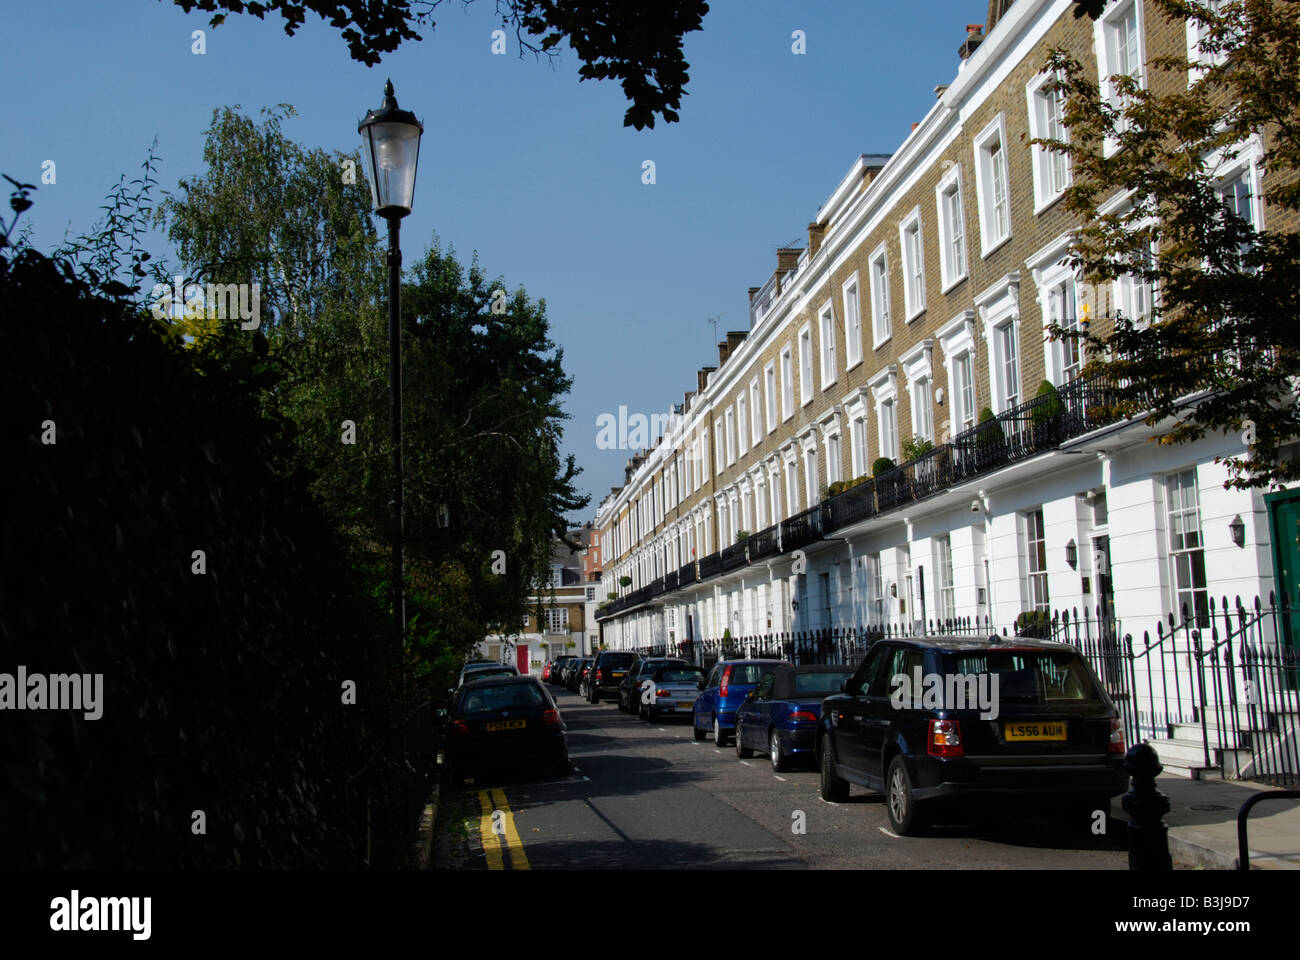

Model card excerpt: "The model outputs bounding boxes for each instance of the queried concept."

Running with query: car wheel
[713,716,730,748]
[734,721,753,758]
[769,729,789,772]
[692,718,706,741]
[886,755,929,836]
[819,738,848,803]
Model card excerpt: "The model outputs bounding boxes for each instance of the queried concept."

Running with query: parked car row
[542,635,1129,836]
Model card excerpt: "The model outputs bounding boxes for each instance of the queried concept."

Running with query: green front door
[1266,489,1300,652]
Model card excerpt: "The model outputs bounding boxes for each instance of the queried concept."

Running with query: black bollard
[1123,742,1172,871]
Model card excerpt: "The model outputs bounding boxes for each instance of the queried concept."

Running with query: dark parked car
[692,659,784,746]
[548,657,575,685]
[643,664,706,722]
[456,661,517,689]
[444,675,568,782]
[817,636,1127,835]
[566,658,593,694]
[619,657,687,714]
[734,664,855,771]
[587,650,639,703]
[559,658,583,689]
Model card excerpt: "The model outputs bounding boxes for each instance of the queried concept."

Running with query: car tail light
[720,666,732,698]
[789,711,817,723]
[656,688,672,698]
[543,709,561,727]
[596,669,604,682]
[1108,718,1125,754]
[928,719,963,758]
[452,720,470,736]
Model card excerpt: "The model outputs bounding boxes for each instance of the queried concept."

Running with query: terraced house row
[592,0,1295,760]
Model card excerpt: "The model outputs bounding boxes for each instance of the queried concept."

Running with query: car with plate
[444,675,568,782]
[816,635,1127,835]
[455,661,518,690]
[734,663,855,771]
[566,657,593,694]
[692,658,784,746]
[643,663,707,722]
[587,650,639,703]
[622,657,688,714]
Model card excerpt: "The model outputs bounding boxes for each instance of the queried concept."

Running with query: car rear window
[793,671,852,696]
[469,667,515,680]
[461,683,547,713]
[656,667,704,684]
[600,653,637,667]
[948,649,1102,703]
[728,663,779,685]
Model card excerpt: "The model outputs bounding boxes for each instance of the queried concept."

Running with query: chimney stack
[808,222,827,258]
[960,23,984,60]
[697,366,716,394]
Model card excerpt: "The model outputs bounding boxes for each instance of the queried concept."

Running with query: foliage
[1031,379,1065,424]
[900,435,935,461]
[976,406,1004,449]
[1015,609,1054,639]
[619,575,633,587]
[169,0,710,129]
[826,474,871,498]
[1,196,405,867]
[734,529,750,544]
[1042,0,1300,488]
[872,456,896,477]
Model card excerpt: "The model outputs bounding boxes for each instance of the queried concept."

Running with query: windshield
[461,683,547,713]
[656,667,705,684]
[948,649,1102,703]
[793,671,852,696]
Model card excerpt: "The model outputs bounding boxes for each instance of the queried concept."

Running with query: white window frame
[899,206,927,321]
[1026,71,1071,212]
[803,440,820,507]
[798,323,814,407]
[736,394,748,458]
[868,243,892,348]
[764,362,777,433]
[973,114,1012,257]
[725,408,736,466]
[868,366,899,464]
[749,377,762,447]
[1022,507,1050,613]
[714,418,725,475]
[992,319,1021,412]
[781,345,794,421]
[842,272,863,370]
[938,311,977,439]
[1187,0,1230,85]
[1164,467,1210,626]
[818,300,838,389]
[1094,0,1147,156]
[935,164,968,292]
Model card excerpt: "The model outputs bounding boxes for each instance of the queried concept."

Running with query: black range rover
[817,635,1128,835]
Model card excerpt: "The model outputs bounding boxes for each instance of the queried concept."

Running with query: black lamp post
[359,80,423,657]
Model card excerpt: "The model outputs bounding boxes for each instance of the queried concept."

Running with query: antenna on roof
[779,236,804,250]
[706,313,723,345]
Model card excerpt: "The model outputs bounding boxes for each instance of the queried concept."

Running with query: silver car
[644,664,706,723]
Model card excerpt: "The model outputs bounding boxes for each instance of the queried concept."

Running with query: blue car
[734,663,855,771]
[692,658,784,746]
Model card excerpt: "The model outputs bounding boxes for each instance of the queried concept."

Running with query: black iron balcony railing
[647,576,665,599]
[748,524,781,561]
[720,541,748,571]
[780,503,823,553]
[664,568,679,592]
[698,551,722,581]
[678,560,697,586]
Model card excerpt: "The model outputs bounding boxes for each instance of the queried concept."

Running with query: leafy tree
[168,0,710,129]
[155,105,588,668]
[1043,0,1300,489]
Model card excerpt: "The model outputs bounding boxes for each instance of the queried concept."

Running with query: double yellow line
[477,788,530,870]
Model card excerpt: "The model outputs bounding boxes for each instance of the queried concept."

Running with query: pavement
[1108,773,1300,870]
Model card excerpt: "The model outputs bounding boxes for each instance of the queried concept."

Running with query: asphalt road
[440,684,1130,870]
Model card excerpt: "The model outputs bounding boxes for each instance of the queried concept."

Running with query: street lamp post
[359,80,423,659]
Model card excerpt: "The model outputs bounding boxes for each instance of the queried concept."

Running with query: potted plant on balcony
[1030,379,1065,444]
[872,456,895,477]
[1014,609,1053,639]
[619,575,632,587]
[975,407,1003,450]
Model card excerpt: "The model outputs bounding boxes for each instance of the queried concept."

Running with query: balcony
[677,560,697,586]
[747,524,780,561]
[719,541,748,572]
[780,504,823,553]
[698,551,722,581]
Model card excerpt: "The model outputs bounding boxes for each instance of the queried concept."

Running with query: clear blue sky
[2,0,985,519]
